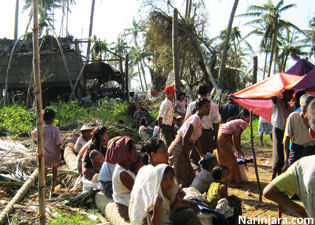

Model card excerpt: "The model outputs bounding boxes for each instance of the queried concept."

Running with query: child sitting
[190,153,217,194]
[32,108,63,193]
[206,165,242,223]
[139,117,151,140]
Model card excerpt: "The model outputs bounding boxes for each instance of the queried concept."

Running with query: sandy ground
[232,145,303,224]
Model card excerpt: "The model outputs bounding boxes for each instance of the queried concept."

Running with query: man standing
[185,85,221,157]
[219,97,239,123]
[283,94,315,170]
[158,85,176,147]
[271,89,294,179]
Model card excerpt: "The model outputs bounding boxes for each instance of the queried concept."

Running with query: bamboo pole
[32,0,46,224]
[0,169,39,225]
[250,110,262,201]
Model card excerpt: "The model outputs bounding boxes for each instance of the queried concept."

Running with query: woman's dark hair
[199,153,217,170]
[212,165,229,181]
[163,166,174,177]
[139,117,148,126]
[43,108,56,122]
[239,108,250,119]
[141,138,165,165]
[193,98,210,113]
[92,126,107,148]
[127,139,135,152]
[177,92,185,100]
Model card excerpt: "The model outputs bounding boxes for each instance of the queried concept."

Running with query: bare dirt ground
[0,137,304,224]
[232,145,302,224]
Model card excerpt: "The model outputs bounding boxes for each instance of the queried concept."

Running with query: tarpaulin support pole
[250,110,262,201]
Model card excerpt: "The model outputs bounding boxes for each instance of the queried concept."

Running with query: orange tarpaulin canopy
[233,73,306,99]
[230,73,306,121]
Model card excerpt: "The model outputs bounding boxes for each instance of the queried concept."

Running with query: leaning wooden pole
[0,169,39,225]
[33,0,46,224]
[172,8,180,95]
[250,110,262,201]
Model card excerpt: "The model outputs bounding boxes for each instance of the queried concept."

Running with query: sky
[1,0,314,88]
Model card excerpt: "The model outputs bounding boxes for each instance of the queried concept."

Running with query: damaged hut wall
[0,51,83,104]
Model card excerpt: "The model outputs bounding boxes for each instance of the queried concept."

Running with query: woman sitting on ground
[190,152,217,194]
[129,138,201,225]
[105,136,138,221]
[168,98,210,187]
[215,109,250,184]
[82,127,109,180]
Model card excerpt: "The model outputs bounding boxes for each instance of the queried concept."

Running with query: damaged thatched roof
[0,35,78,56]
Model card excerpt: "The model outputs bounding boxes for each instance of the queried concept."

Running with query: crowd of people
[31,84,315,224]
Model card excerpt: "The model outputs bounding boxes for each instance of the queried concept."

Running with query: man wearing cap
[158,85,176,147]
[185,84,221,158]
[74,124,92,154]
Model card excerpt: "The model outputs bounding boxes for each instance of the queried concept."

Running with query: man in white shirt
[185,85,221,160]
[283,94,315,170]
[158,85,176,147]
[271,89,294,179]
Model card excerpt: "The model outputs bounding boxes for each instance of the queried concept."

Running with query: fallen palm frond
[65,189,99,208]
[0,168,38,225]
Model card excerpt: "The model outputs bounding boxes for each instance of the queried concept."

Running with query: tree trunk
[217,0,239,87]
[172,8,180,95]
[0,169,39,225]
[86,0,96,64]
[24,14,33,35]
[4,34,26,104]
[14,0,19,40]
[137,63,145,92]
[140,60,148,91]
[125,54,129,102]
[33,0,46,224]
[263,51,268,80]
[64,143,78,171]
[252,56,258,84]
[68,0,95,101]
[268,24,277,77]
[185,0,192,19]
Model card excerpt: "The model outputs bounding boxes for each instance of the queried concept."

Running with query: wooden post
[33,0,46,224]
[250,110,262,201]
[253,56,258,84]
[172,8,180,96]
[125,54,129,102]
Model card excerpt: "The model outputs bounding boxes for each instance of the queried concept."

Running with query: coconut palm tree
[217,0,239,87]
[301,17,315,59]
[277,29,306,72]
[238,0,302,77]
[23,0,63,35]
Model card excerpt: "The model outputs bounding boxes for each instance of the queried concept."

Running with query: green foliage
[241,118,272,147]
[49,210,99,225]
[0,104,36,135]
[0,100,130,136]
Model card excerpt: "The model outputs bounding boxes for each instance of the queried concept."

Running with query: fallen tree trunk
[0,168,39,225]
[94,191,130,225]
[64,143,78,171]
